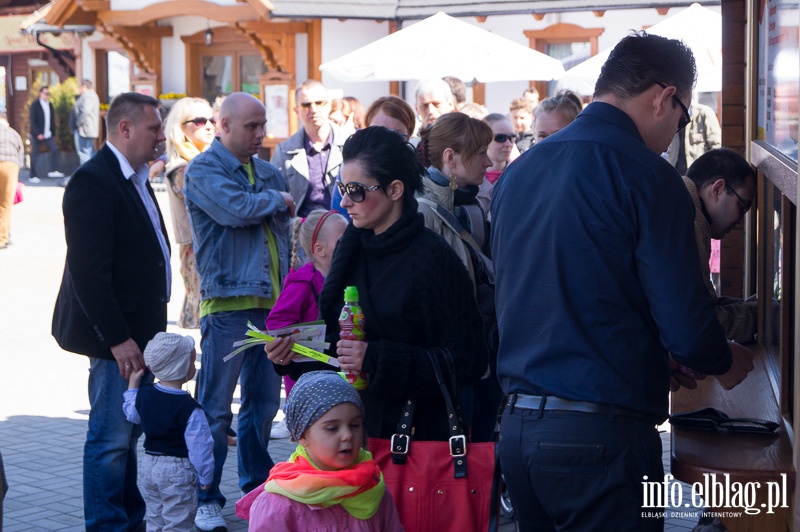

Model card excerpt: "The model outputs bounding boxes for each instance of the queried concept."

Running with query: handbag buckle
[449,435,467,457]
[391,433,410,455]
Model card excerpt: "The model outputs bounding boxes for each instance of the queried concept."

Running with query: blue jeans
[197,309,281,507]
[85,357,153,531]
[74,132,96,165]
[500,406,664,531]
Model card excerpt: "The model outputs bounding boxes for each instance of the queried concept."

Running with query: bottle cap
[343,286,359,303]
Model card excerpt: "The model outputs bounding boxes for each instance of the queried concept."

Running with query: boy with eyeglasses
[683,148,758,344]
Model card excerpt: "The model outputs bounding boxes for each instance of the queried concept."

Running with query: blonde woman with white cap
[123,332,214,531]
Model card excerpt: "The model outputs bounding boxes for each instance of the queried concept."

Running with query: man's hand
[715,342,755,390]
[111,338,145,379]
[36,134,44,140]
[669,356,704,392]
[280,192,296,218]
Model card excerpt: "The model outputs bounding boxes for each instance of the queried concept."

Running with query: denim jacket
[184,138,291,300]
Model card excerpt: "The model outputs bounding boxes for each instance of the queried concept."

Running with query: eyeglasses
[299,100,328,110]
[655,82,691,133]
[336,181,381,203]
[493,133,517,144]
[183,117,216,127]
[726,184,752,213]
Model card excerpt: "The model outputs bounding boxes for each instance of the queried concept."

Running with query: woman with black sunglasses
[162,97,216,329]
[479,113,519,220]
[302,126,487,442]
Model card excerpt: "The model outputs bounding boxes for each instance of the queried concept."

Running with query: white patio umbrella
[558,3,722,95]
[320,12,565,82]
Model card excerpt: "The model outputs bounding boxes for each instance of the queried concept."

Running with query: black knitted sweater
[320,202,488,440]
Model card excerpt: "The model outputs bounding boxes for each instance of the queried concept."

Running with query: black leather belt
[507,393,651,421]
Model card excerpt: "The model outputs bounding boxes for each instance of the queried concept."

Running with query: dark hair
[686,148,756,190]
[594,31,696,103]
[342,126,425,205]
[39,86,50,94]
[106,92,160,131]
[535,90,583,121]
[442,76,467,106]
[416,112,493,169]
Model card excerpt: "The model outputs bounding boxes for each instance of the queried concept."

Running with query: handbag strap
[388,349,469,479]
[389,398,415,465]
[418,197,488,264]
[427,349,468,479]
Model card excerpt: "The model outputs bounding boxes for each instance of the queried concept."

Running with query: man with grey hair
[414,78,456,128]
[271,79,346,217]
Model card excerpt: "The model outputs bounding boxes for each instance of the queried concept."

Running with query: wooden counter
[671,352,795,532]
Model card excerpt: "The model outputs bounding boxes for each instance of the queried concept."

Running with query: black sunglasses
[726,184,752,212]
[184,117,216,127]
[655,82,691,133]
[337,181,381,203]
[493,133,517,143]
[299,100,328,109]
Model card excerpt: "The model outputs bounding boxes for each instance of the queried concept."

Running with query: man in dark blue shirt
[491,32,754,531]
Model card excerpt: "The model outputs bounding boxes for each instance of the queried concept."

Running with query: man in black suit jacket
[29,86,59,180]
[52,92,169,531]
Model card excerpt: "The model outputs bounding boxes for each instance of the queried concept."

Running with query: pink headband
[311,210,337,251]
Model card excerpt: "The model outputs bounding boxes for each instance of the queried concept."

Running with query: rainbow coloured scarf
[264,445,385,519]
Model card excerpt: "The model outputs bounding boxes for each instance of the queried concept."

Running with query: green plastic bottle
[338,286,368,390]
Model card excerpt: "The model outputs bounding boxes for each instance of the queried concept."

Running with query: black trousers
[30,136,59,178]
[500,406,664,531]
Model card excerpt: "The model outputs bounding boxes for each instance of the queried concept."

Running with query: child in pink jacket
[266,210,347,436]
[236,371,404,531]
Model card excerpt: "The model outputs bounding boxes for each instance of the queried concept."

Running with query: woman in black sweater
[268,126,487,441]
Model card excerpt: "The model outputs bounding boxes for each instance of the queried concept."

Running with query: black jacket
[30,99,56,138]
[52,145,170,359]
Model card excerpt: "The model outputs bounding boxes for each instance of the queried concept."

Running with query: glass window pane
[107,51,130,99]
[202,55,233,103]
[240,55,268,96]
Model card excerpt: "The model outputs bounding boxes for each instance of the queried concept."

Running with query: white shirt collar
[106,141,148,185]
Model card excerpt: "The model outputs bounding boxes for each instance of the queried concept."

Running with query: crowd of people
[39,29,761,532]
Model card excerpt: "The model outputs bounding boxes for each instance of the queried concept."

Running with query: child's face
[299,402,363,471]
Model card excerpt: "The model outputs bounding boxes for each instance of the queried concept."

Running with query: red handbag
[367,350,500,532]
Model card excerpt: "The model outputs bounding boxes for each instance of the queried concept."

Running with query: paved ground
[0,175,704,531]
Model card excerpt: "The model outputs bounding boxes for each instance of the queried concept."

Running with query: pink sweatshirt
[266,263,324,330]
[237,488,405,532]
